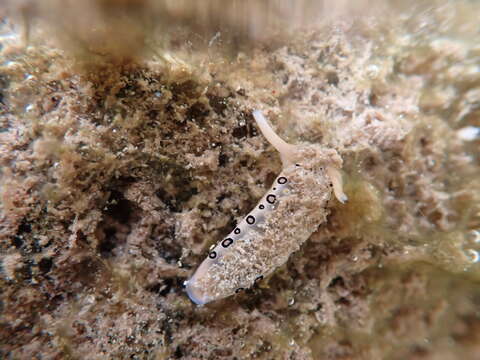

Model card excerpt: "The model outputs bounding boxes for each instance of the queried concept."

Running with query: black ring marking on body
[266,194,276,204]
[208,251,217,259]
[222,238,233,248]
[246,215,255,225]
[259,204,265,210]
[234,228,241,234]
[277,177,287,184]
[254,275,264,283]
[235,288,245,293]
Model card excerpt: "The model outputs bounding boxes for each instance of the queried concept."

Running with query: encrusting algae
[1,0,480,359]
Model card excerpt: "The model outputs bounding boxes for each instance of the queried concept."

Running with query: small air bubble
[466,249,479,263]
[366,64,380,79]
[289,339,295,346]
[288,298,295,306]
[466,230,480,244]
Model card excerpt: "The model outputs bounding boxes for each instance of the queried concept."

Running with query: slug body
[185,110,347,305]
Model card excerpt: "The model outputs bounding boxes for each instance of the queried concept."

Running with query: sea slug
[185,110,347,305]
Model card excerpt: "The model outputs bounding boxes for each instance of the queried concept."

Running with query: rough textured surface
[1,0,480,359]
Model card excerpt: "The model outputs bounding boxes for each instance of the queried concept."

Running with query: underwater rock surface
[0,0,479,359]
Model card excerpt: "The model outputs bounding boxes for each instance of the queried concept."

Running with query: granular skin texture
[1,1,480,359]
[189,147,341,303]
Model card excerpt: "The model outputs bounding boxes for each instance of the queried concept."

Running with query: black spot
[235,288,245,293]
[273,188,277,191]
[222,238,233,248]
[295,163,301,167]
[246,215,255,225]
[38,257,53,274]
[209,251,217,259]
[234,228,241,234]
[277,177,287,184]
[266,194,276,204]
[259,204,265,210]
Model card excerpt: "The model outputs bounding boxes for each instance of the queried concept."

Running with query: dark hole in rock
[208,94,228,116]
[232,125,248,138]
[173,346,183,359]
[218,152,229,167]
[105,190,133,224]
[11,235,23,249]
[98,227,118,257]
[369,92,379,106]
[38,257,53,274]
[18,219,31,234]
[186,102,210,124]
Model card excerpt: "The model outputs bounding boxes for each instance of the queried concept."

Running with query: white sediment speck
[457,126,480,141]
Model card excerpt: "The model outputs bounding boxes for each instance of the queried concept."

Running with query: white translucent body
[185,110,347,305]
[186,175,291,304]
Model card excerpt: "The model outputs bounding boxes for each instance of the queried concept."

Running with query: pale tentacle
[252,110,298,165]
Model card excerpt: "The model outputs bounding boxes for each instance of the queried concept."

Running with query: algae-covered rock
[0,0,479,359]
